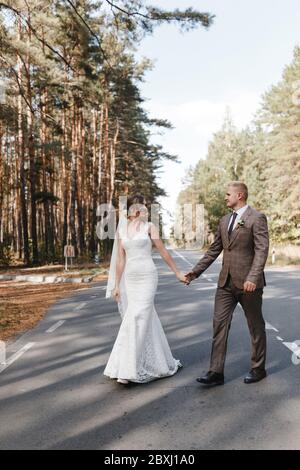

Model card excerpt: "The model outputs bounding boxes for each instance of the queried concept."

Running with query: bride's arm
[115,232,126,288]
[112,232,126,301]
[149,222,187,283]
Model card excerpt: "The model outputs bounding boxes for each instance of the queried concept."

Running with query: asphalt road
[0,249,299,450]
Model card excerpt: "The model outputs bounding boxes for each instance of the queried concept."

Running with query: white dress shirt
[228,204,249,231]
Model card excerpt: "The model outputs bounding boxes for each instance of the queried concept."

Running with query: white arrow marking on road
[46,320,66,333]
[0,342,35,374]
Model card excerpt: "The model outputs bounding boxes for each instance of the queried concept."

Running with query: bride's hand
[112,287,121,302]
[176,271,189,284]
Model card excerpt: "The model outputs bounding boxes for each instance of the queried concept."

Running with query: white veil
[105,210,128,318]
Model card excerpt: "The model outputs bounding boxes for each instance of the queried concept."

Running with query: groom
[185,182,269,386]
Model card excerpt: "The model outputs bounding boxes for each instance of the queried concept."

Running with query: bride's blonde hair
[127,194,147,218]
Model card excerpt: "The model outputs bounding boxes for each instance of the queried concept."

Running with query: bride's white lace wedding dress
[104,220,181,383]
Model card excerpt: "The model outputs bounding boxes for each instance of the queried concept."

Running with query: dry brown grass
[0,272,108,342]
[0,262,109,277]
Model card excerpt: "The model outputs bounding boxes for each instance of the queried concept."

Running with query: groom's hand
[184,272,197,285]
[243,281,256,292]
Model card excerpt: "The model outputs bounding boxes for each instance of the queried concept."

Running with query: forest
[0,0,213,266]
[1,1,299,267]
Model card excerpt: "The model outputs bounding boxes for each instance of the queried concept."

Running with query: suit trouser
[210,275,267,374]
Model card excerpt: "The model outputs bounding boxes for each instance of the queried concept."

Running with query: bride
[104,194,187,385]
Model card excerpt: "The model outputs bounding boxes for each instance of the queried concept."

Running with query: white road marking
[172,249,193,267]
[267,326,300,365]
[0,343,35,374]
[266,322,279,332]
[202,274,214,283]
[75,302,86,311]
[283,341,300,358]
[46,320,65,333]
[173,250,215,283]
[0,341,6,365]
[195,285,216,291]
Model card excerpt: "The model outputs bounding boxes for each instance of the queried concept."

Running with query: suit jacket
[191,206,269,289]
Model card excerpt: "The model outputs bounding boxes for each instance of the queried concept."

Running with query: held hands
[176,271,189,284]
[183,271,198,285]
[176,270,197,285]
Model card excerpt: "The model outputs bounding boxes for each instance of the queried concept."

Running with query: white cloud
[146,90,260,153]
[145,91,261,233]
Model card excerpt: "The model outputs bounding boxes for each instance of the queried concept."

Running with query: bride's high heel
[117,378,129,384]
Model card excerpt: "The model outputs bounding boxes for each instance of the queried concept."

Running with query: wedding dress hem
[104,360,183,384]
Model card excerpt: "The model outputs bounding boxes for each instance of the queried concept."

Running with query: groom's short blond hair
[228,181,248,201]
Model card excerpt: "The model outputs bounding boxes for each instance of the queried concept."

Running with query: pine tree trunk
[26,18,38,265]
[61,106,69,259]
[17,32,30,264]
[0,122,3,245]
[69,103,78,256]
[89,108,98,256]
[76,109,85,255]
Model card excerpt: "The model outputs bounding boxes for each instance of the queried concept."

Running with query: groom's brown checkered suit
[191,206,269,373]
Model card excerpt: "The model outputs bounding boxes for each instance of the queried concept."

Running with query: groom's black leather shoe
[244,369,267,384]
[196,371,224,386]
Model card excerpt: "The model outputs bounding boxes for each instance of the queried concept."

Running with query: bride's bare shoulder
[147,221,160,239]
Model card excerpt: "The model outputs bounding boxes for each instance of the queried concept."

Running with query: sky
[136,0,300,232]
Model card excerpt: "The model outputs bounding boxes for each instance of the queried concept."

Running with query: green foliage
[178,46,300,244]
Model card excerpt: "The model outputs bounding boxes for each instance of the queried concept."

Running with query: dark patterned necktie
[228,212,238,238]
